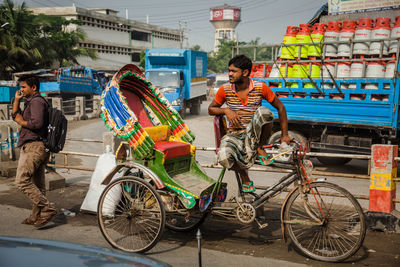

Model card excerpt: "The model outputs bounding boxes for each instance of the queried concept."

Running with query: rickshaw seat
[154,141,191,160]
[144,125,170,142]
[121,87,191,160]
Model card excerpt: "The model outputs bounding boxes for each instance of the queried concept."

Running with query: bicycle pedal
[255,218,268,229]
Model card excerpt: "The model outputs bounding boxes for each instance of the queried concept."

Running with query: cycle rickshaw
[98,64,366,262]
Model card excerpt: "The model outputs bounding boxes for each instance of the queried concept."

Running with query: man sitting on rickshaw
[208,55,290,193]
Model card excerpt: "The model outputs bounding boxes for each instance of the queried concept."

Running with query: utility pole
[179,21,183,49]
[184,22,189,48]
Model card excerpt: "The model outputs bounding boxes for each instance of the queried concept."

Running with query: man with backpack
[12,75,57,227]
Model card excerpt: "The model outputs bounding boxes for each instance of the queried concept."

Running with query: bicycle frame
[209,148,304,210]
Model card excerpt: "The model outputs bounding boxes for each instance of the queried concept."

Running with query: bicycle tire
[283,181,366,262]
[97,176,165,253]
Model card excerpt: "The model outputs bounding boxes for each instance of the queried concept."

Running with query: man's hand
[14,90,23,101]
[280,134,291,145]
[224,108,242,127]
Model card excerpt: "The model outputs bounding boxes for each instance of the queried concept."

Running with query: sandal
[34,209,57,228]
[258,155,274,166]
[242,181,255,193]
[21,217,36,225]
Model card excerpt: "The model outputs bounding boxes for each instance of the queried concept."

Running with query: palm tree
[0,0,42,77]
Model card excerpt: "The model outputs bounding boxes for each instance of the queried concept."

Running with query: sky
[13,0,328,52]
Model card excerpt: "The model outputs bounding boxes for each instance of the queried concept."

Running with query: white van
[212,73,229,96]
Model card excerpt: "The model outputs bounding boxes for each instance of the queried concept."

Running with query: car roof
[0,236,170,267]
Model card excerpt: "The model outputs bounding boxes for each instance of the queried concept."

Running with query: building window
[131,52,141,62]
[131,30,150,42]
[218,30,224,39]
[226,30,231,39]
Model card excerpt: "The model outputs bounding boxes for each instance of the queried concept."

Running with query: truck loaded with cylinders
[145,48,208,118]
[237,4,400,165]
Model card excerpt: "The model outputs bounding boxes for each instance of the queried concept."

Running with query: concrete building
[30,6,182,72]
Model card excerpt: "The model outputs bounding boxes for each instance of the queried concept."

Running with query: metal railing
[50,139,400,204]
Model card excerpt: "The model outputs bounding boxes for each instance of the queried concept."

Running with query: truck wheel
[268,130,307,148]
[267,131,307,162]
[190,99,201,115]
[179,103,186,119]
[317,156,352,166]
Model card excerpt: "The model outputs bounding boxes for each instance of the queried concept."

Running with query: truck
[145,48,208,118]
[236,7,400,165]
[9,66,105,100]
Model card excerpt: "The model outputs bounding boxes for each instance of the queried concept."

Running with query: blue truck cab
[145,48,207,117]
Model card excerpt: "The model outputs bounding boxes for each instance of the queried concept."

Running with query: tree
[191,44,201,51]
[36,14,97,68]
[0,0,42,77]
[139,49,145,69]
[207,40,238,73]
[207,38,273,74]
[0,0,97,79]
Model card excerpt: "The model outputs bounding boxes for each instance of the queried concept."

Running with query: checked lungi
[217,106,274,170]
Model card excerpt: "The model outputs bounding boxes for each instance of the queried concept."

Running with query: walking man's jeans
[15,141,51,214]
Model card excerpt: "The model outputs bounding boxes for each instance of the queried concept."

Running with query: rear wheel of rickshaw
[98,176,165,253]
[165,210,208,232]
[162,193,208,232]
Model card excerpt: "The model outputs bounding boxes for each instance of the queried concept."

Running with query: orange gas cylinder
[337,20,356,57]
[308,23,326,57]
[325,21,342,57]
[370,17,391,55]
[353,18,373,55]
[280,26,298,59]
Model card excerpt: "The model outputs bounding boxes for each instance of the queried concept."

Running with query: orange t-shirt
[214,79,275,133]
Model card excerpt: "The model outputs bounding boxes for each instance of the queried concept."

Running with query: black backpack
[45,106,68,153]
[34,95,68,153]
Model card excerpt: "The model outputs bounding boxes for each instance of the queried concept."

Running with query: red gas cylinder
[299,24,312,31]
[325,21,342,57]
[354,18,373,55]
[370,17,391,55]
[389,16,400,54]
[338,20,356,57]
[375,17,391,28]
[286,26,299,34]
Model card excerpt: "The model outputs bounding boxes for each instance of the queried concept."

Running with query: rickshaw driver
[208,55,290,193]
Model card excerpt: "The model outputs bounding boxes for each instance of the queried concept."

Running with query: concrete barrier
[0,120,20,162]
[369,144,397,213]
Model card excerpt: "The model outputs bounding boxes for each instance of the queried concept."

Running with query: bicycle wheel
[283,181,366,262]
[164,194,208,232]
[98,176,165,253]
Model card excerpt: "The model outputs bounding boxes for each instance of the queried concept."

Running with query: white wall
[80,25,129,46]
[77,53,131,70]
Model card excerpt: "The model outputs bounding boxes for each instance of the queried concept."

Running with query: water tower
[210,4,241,52]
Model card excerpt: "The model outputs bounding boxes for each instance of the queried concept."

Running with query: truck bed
[255,77,400,130]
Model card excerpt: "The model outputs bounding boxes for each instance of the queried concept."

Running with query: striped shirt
[214,79,275,133]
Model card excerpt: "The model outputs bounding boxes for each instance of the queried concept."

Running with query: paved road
[1,100,400,266]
